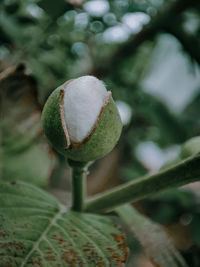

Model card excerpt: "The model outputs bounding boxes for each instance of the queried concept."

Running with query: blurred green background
[0,0,200,266]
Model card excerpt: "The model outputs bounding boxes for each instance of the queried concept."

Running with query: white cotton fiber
[63,76,108,143]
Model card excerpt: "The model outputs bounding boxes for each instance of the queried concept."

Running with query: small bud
[42,76,122,162]
[180,136,200,159]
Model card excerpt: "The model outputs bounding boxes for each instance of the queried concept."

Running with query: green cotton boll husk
[41,80,122,162]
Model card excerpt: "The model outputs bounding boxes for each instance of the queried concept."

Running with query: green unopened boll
[42,76,122,162]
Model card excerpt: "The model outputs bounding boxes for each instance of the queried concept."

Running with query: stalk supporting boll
[69,161,88,211]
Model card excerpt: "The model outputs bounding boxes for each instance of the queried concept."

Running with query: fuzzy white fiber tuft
[63,76,108,143]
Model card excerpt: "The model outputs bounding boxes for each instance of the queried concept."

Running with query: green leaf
[37,0,73,19]
[2,144,52,188]
[116,204,188,267]
[0,65,53,188]
[0,181,128,266]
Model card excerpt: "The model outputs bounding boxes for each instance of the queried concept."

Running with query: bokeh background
[0,0,200,266]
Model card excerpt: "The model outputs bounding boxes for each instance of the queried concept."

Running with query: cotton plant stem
[84,153,200,213]
[69,161,88,212]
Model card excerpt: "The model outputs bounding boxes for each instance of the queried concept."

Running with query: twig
[84,153,200,213]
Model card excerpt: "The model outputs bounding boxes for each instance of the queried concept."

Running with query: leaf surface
[0,65,54,188]
[0,181,128,266]
[116,204,188,267]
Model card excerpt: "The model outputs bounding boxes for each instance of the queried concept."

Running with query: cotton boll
[42,75,122,162]
[63,76,108,143]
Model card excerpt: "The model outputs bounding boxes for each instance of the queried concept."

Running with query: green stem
[84,153,200,213]
[69,160,88,212]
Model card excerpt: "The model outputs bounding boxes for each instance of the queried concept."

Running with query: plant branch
[84,153,200,213]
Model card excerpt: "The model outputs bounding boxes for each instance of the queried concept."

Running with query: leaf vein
[20,207,63,267]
